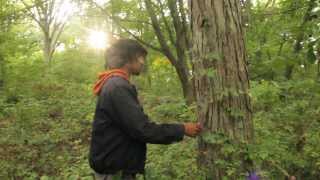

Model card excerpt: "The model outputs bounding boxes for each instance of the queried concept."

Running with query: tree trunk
[144,0,194,104]
[21,0,68,65]
[190,1,254,179]
[174,59,194,104]
[0,54,4,90]
[43,33,53,64]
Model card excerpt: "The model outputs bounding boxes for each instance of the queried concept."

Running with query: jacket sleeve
[109,84,185,144]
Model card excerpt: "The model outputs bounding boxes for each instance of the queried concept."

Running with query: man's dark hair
[105,39,148,69]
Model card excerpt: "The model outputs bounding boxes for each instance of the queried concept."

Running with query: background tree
[20,0,74,64]
[245,0,320,178]
[285,0,318,79]
[190,0,253,179]
[0,0,10,89]
[88,0,194,103]
[144,0,193,103]
[1,0,320,179]
[0,0,23,90]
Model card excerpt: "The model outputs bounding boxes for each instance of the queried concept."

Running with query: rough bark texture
[190,0,253,179]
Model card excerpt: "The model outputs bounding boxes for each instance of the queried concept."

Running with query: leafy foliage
[0,0,320,179]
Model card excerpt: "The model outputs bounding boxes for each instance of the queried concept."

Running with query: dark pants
[94,171,136,180]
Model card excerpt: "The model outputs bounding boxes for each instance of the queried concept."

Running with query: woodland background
[0,0,320,179]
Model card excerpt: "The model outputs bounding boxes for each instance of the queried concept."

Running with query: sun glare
[94,0,109,6]
[56,0,78,23]
[87,30,109,49]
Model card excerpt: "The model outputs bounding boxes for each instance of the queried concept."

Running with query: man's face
[129,56,145,75]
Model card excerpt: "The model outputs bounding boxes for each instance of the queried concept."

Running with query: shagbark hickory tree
[190,0,254,179]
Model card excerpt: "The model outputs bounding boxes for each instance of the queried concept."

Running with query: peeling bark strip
[190,0,253,179]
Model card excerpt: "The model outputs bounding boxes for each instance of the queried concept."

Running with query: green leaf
[206,68,217,78]
[206,52,223,61]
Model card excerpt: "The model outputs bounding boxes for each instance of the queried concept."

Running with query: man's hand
[183,122,202,137]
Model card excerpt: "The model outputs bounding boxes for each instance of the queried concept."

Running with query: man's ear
[137,57,143,64]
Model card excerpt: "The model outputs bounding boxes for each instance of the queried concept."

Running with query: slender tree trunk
[43,33,53,64]
[174,59,194,104]
[144,0,194,104]
[242,0,252,26]
[317,50,320,79]
[0,54,4,90]
[190,1,253,179]
[42,20,55,65]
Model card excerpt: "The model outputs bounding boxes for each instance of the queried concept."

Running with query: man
[89,39,202,180]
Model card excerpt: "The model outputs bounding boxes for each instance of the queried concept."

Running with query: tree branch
[155,0,176,47]
[88,0,163,53]
[144,0,177,65]
[167,0,189,63]
[20,0,41,25]
[178,0,191,49]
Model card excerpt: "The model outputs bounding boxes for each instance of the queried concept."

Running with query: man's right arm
[109,84,186,144]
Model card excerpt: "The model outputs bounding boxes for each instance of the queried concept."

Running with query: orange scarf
[93,69,129,95]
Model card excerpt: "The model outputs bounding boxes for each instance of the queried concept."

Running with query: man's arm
[109,84,185,144]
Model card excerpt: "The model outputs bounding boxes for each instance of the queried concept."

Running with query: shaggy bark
[190,0,254,178]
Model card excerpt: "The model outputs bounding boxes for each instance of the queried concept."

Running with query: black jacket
[89,76,185,174]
